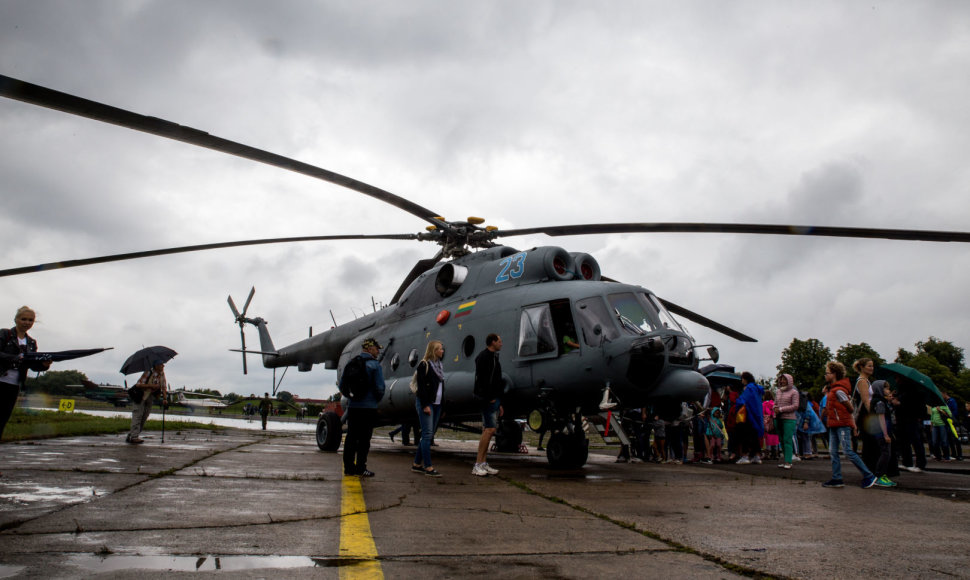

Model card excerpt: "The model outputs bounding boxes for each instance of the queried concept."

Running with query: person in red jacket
[822,361,876,489]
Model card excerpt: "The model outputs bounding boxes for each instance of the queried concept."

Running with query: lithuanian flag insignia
[454,301,477,318]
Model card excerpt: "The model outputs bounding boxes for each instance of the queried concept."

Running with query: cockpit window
[607,292,659,335]
[644,292,688,335]
[575,297,619,346]
[518,304,558,357]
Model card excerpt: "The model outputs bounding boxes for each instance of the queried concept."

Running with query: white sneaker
[736,457,751,465]
[482,463,499,475]
[471,464,489,477]
[906,466,923,473]
[751,456,762,465]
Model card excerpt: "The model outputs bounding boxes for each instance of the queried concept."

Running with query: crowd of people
[616,358,969,490]
[4,304,967,488]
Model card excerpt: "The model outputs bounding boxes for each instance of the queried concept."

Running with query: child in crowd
[869,380,897,487]
[707,408,726,462]
[651,416,666,463]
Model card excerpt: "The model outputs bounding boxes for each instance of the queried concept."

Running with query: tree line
[776,336,969,402]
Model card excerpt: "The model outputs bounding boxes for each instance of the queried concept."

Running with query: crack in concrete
[0,438,265,533]
[503,476,791,580]
[2,494,408,537]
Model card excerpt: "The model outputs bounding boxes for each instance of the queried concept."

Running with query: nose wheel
[546,430,589,469]
[494,419,524,452]
[545,412,589,469]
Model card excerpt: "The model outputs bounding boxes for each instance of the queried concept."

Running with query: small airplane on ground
[170,391,228,411]
[66,382,129,407]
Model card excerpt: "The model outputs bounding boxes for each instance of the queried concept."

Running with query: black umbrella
[25,347,113,363]
[120,346,177,375]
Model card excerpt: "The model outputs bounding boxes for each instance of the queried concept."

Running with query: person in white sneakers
[472,334,503,477]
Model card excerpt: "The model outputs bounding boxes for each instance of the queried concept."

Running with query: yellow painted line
[339,474,383,579]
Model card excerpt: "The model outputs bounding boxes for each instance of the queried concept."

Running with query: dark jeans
[897,420,927,469]
[666,423,684,460]
[343,407,377,474]
[949,430,964,460]
[0,382,20,438]
[736,420,762,457]
[389,422,415,443]
[874,437,892,478]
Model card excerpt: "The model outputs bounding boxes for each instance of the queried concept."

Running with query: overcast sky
[1,1,968,400]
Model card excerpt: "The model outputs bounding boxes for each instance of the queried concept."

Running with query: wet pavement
[1,428,968,579]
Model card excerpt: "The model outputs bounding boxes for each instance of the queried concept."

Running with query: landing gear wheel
[494,419,523,452]
[546,432,589,469]
[316,411,342,451]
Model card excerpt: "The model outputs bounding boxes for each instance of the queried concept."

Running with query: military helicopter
[3,74,970,468]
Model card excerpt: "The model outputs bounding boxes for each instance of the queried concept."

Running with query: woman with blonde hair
[1,306,52,440]
[412,340,445,477]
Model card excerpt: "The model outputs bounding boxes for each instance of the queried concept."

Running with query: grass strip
[2,408,222,442]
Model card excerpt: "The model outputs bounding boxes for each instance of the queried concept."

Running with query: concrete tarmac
[1,428,968,579]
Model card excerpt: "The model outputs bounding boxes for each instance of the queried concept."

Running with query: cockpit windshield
[607,292,659,335]
[643,292,689,336]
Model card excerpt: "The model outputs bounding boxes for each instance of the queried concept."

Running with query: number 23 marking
[495,252,527,283]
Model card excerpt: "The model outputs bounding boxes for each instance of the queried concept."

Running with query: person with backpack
[411,340,445,477]
[340,337,386,477]
[822,361,876,489]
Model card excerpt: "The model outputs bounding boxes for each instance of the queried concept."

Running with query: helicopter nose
[649,369,710,402]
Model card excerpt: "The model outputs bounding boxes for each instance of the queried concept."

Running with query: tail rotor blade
[227,295,241,319]
[241,286,255,317]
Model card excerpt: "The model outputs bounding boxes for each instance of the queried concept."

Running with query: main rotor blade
[658,298,758,343]
[0,233,419,278]
[497,223,970,243]
[390,250,444,305]
[0,74,449,231]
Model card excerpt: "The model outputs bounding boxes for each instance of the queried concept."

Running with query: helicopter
[3,73,970,468]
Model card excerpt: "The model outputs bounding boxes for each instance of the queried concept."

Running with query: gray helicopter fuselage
[256,245,710,425]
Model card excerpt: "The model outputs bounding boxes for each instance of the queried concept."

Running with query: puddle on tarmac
[0,565,26,579]
[68,554,363,572]
[0,482,103,504]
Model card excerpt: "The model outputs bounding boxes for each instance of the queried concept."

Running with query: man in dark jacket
[342,338,386,477]
[472,334,503,476]
[258,393,272,430]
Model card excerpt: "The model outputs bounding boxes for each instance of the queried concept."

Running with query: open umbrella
[874,363,946,407]
[700,364,742,390]
[25,347,113,363]
[120,346,177,375]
